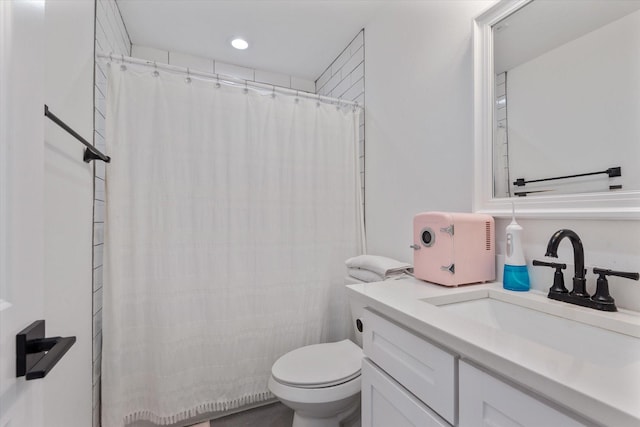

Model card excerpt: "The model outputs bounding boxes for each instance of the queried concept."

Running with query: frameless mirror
[473,0,640,218]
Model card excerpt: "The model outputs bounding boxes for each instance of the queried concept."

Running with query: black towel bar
[513,167,620,187]
[44,104,111,163]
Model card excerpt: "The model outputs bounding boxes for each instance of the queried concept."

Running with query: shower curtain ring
[295,91,299,103]
[120,54,126,71]
[185,68,192,84]
[244,82,248,94]
[271,87,276,99]
[215,75,221,89]
[153,62,159,77]
[316,94,321,107]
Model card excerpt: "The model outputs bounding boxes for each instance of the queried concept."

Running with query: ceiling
[117,0,385,81]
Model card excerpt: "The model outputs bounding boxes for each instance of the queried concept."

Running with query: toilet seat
[271,339,363,388]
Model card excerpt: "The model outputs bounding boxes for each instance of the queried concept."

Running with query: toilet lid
[271,339,363,388]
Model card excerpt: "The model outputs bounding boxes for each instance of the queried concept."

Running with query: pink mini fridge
[411,212,495,286]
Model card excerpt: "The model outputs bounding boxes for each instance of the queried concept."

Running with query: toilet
[268,277,366,427]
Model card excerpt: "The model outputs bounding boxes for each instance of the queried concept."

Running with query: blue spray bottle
[503,204,530,291]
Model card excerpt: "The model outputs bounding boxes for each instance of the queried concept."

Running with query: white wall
[363,1,640,312]
[364,1,494,261]
[44,0,95,425]
[0,1,45,426]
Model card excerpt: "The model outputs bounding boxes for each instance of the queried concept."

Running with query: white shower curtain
[101,65,364,426]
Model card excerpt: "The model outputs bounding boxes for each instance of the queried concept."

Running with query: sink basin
[423,289,640,366]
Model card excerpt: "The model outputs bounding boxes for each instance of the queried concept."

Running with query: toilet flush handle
[356,319,363,333]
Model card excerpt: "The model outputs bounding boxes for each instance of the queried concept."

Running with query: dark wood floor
[210,402,293,427]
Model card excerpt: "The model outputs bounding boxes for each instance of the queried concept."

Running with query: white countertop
[346,278,640,427]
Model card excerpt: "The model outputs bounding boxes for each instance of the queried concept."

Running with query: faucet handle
[533,260,568,294]
[591,268,639,311]
[593,268,640,281]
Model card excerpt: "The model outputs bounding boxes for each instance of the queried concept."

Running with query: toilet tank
[345,276,366,347]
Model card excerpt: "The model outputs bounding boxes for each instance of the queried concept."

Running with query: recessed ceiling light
[231,38,249,50]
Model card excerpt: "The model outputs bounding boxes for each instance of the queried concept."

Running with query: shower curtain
[101,65,364,426]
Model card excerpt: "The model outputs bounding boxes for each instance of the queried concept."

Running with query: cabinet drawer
[363,309,456,424]
[459,361,590,427]
[362,358,450,427]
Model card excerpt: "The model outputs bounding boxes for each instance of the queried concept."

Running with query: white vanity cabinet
[458,361,589,427]
[361,308,592,427]
[361,359,449,427]
[362,309,455,426]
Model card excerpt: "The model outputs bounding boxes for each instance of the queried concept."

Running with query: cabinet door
[363,309,456,423]
[459,361,590,427]
[362,359,450,427]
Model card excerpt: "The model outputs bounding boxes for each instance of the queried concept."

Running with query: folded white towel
[345,255,413,278]
[348,268,385,283]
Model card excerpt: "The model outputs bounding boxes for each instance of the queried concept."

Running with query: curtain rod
[96,52,363,110]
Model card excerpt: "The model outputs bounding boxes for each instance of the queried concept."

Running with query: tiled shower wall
[316,30,365,207]
[93,0,131,425]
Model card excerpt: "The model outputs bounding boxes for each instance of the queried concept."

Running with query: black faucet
[544,229,588,298]
[535,229,639,312]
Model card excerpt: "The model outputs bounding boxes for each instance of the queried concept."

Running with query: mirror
[473,0,640,219]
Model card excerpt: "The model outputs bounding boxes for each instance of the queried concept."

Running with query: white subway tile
[93,266,103,292]
[95,96,106,117]
[354,93,365,107]
[94,200,105,222]
[93,311,103,338]
[331,48,351,76]
[93,287,103,315]
[291,77,315,93]
[350,31,364,55]
[95,159,105,180]
[317,84,331,97]
[341,47,364,80]
[496,106,507,121]
[93,332,102,362]
[95,19,111,54]
[93,379,100,409]
[215,61,254,81]
[93,244,104,269]
[93,400,100,427]
[94,130,106,151]
[255,69,290,88]
[342,78,364,102]
[95,177,105,202]
[333,78,352,99]
[132,45,169,64]
[323,72,342,95]
[94,222,104,246]
[345,60,364,85]
[316,68,332,91]
[93,355,101,383]
[169,51,214,73]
